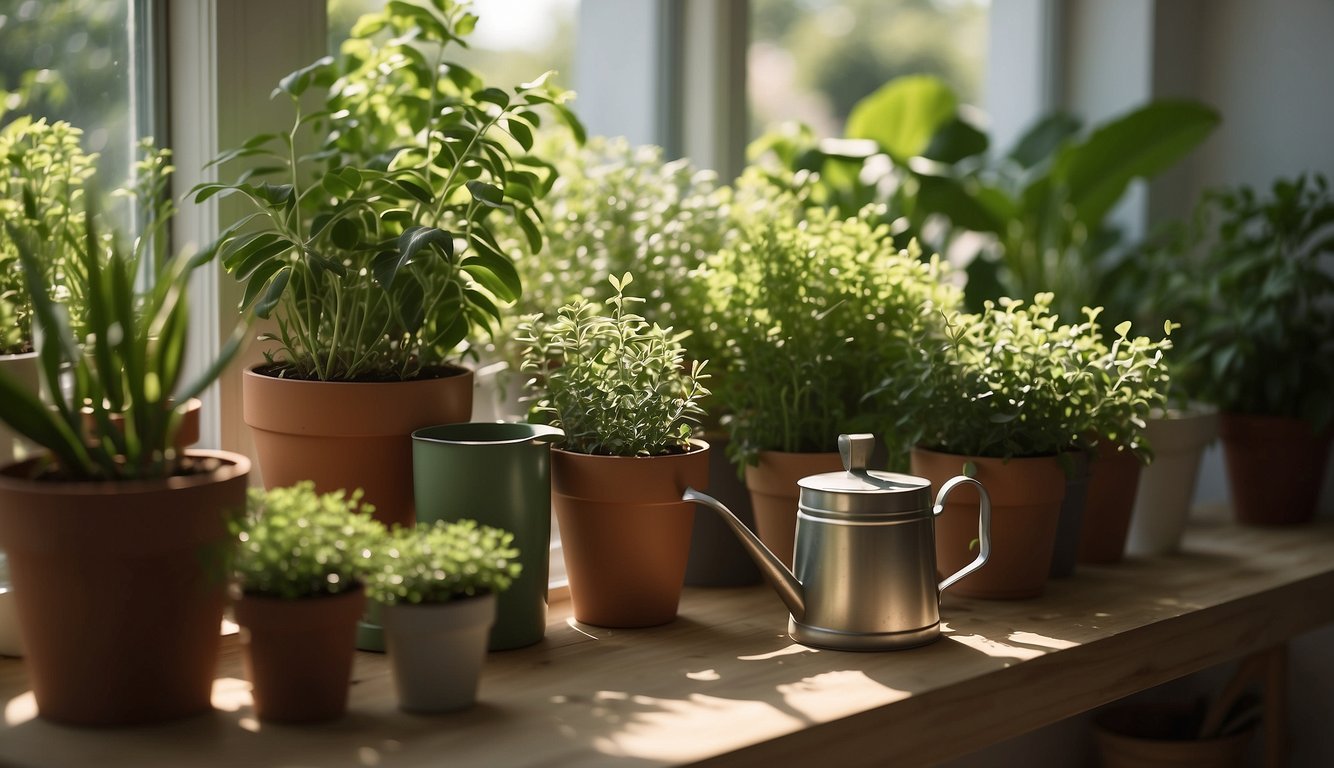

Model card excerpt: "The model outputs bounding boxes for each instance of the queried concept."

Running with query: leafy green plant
[1169,175,1334,429]
[196,0,582,382]
[367,519,520,604]
[0,145,247,481]
[233,482,385,600]
[903,293,1171,460]
[0,115,97,355]
[517,273,710,457]
[701,201,961,467]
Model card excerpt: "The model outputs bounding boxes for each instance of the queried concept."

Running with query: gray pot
[381,593,496,713]
[1126,406,1219,555]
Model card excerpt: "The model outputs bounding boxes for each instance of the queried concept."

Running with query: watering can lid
[797,434,931,517]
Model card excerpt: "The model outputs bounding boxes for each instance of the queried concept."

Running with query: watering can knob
[838,433,875,473]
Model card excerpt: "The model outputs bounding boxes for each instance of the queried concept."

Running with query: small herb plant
[517,273,710,457]
[233,482,385,600]
[1173,175,1334,430]
[702,202,961,467]
[0,115,97,355]
[196,0,582,382]
[368,519,520,605]
[0,144,247,481]
[905,293,1171,460]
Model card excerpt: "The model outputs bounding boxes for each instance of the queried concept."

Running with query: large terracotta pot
[233,585,366,723]
[0,450,249,725]
[242,364,473,529]
[1220,413,1332,526]
[912,447,1065,599]
[552,441,708,628]
[744,450,843,569]
[1077,440,1144,564]
[1126,406,1218,556]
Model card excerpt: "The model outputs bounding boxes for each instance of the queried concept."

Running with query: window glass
[749,0,989,137]
[0,0,141,191]
[328,0,577,89]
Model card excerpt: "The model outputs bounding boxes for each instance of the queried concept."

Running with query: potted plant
[502,135,755,587]
[702,200,961,568]
[517,273,710,627]
[369,519,520,713]
[0,146,251,725]
[1178,174,1334,525]
[0,114,96,464]
[231,482,384,723]
[906,294,1168,598]
[195,0,581,529]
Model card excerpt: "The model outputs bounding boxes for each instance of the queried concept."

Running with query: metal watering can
[684,434,991,651]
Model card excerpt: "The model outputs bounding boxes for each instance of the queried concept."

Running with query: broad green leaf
[275,56,334,98]
[378,226,454,289]
[923,117,989,163]
[1055,101,1220,227]
[1007,112,1082,168]
[916,174,1007,234]
[466,180,505,208]
[322,167,362,198]
[845,75,958,162]
[254,266,292,319]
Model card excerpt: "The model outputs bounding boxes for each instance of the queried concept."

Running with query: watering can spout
[682,487,805,622]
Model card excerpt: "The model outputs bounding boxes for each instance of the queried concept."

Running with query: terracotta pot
[1077,441,1144,564]
[1049,449,1090,577]
[552,441,709,627]
[382,593,496,713]
[1094,701,1254,768]
[0,450,249,725]
[685,434,761,587]
[744,451,843,569]
[911,447,1065,599]
[93,397,203,450]
[1220,413,1332,526]
[233,585,366,723]
[242,364,473,529]
[1126,406,1218,556]
[0,351,39,465]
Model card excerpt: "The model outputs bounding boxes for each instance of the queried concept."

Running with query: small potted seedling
[231,482,384,723]
[368,520,521,713]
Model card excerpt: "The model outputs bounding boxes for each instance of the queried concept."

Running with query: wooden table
[2,515,1333,767]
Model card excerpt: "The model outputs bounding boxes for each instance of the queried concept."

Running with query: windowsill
[2,510,1333,767]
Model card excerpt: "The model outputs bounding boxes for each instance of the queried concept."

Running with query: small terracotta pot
[1126,406,1219,556]
[382,593,496,713]
[552,441,709,627]
[1077,440,1144,564]
[744,451,843,569]
[1220,413,1332,526]
[0,450,249,726]
[243,364,473,529]
[912,447,1065,599]
[92,397,203,450]
[233,586,367,723]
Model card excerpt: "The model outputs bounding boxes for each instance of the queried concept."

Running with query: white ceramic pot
[381,593,496,713]
[1125,406,1219,556]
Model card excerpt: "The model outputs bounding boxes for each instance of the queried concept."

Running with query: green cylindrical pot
[412,422,562,650]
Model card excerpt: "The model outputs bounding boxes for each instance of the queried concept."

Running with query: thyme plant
[367,519,520,604]
[517,273,710,457]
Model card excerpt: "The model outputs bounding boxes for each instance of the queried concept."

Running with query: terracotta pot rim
[0,449,250,496]
[1220,411,1333,435]
[912,445,1061,463]
[245,362,470,386]
[552,438,710,461]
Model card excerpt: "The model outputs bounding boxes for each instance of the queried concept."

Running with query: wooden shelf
[3,515,1333,767]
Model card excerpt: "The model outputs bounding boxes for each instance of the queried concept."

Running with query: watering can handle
[934,475,992,594]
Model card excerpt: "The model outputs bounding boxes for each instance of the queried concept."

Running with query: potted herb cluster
[370,519,520,713]
[231,482,384,723]
[702,201,961,567]
[906,294,1169,598]
[0,147,250,725]
[518,273,710,627]
[1180,174,1334,525]
[198,0,581,529]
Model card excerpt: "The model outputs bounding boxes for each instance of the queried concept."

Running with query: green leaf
[253,266,292,319]
[275,56,334,98]
[923,117,989,163]
[464,231,521,300]
[845,75,958,162]
[466,180,506,208]
[377,226,454,289]
[1007,113,1082,168]
[916,174,1007,234]
[322,167,362,198]
[1055,100,1220,227]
